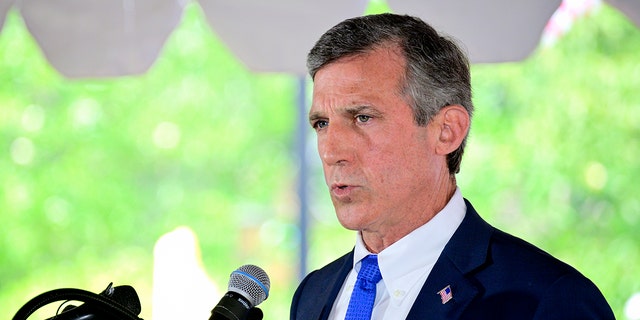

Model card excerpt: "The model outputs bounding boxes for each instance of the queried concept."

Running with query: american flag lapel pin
[438,285,453,304]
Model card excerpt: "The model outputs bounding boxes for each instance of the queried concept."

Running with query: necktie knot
[357,255,382,289]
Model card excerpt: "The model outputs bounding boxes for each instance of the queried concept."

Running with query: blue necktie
[345,255,382,320]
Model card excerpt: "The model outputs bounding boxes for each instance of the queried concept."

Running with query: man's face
[309,46,443,236]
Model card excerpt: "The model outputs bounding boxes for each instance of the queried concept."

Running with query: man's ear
[434,105,470,155]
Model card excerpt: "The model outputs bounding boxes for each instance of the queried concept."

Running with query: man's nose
[319,123,352,166]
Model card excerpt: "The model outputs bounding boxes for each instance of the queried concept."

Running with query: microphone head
[228,264,270,307]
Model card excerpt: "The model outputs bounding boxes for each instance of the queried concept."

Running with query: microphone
[209,264,270,320]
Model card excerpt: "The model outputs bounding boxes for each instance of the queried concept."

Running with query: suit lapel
[316,251,354,320]
[407,200,493,319]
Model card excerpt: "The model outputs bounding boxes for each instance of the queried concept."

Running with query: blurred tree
[1,4,299,319]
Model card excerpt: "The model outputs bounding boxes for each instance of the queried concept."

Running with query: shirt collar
[352,187,466,300]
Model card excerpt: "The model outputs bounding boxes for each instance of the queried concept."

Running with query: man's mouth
[330,183,356,199]
[330,183,348,190]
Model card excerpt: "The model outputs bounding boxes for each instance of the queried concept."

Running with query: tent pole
[296,75,309,281]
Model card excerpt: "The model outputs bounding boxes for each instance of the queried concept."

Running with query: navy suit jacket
[290,200,615,319]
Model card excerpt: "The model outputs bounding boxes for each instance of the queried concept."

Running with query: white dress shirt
[328,188,466,320]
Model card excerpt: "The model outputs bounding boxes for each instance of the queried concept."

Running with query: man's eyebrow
[308,111,324,123]
[345,105,384,119]
[344,105,375,116]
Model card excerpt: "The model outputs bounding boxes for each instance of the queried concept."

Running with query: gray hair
[307,13,473,174]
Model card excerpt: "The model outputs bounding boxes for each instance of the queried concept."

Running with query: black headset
[13,283,143,320]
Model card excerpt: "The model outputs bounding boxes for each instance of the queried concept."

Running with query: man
[290,13,614,320]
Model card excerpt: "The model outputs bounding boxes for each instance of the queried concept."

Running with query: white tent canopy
[2,0,639,77]
[6,0,640,78]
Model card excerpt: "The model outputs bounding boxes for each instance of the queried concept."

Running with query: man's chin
[335,209,369,231]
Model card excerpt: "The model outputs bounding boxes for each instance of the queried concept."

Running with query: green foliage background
[1,2,638,319]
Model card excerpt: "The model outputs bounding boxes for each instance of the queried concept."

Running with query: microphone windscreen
[228,265,270,307]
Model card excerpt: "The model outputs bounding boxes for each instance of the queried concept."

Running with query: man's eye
[313,120,329,129]
[356,115,372,123]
